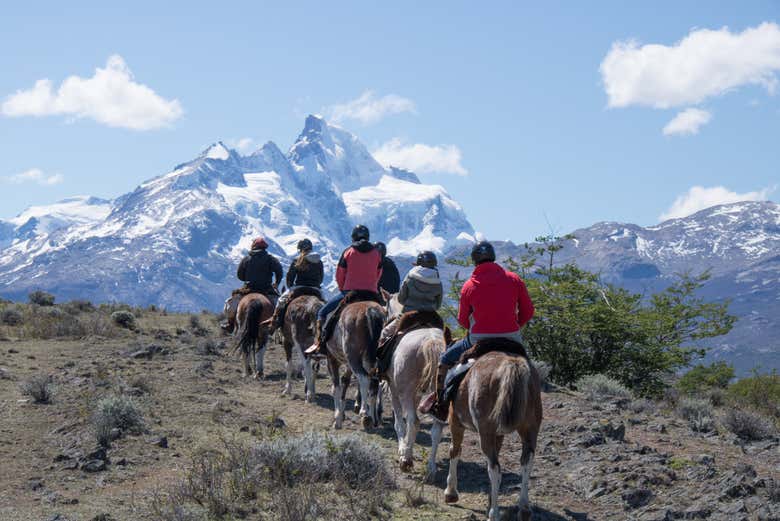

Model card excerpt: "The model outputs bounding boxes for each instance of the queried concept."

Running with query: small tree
[677,361,735,395]
[29,291,55,306]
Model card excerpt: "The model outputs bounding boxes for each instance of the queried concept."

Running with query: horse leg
[338,368,351,428]
[282,338,293,395]
[516,429,538,521]
[302,347,315,402]
[479,431,502,521]
[389,383,407,463]
[399,389,418,471]
[329,357,344,430]
[427,417,444,482]
[445,418,465,503]
[356,373,373,430]
[254,329,269,379]
[353,387,361,414]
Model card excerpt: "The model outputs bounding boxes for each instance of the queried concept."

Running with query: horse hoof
[520,507,533,521]
[254,372,264,380]
[353,404,361,414]
[361,416,372,430]
[332,421,343,430]
[399,458,413,472]
[444,493,459,504]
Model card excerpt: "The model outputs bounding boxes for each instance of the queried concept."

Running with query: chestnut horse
[232,293,273,378]
[325,300,386,430]
[444,349,543,521]
[281,294,322,401]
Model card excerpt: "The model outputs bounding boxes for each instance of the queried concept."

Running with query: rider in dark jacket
[268,238,324,333]
[237,237,283,296]
[376,242,401,294]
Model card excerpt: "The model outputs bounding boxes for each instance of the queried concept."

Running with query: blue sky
[1,1,778,242]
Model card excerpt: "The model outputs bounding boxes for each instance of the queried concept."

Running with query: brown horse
[232,293,274,378]
[444,350,543,521]
[281,294,322,401]
[325,300,386,430]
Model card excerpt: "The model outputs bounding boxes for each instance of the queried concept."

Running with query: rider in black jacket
[237,237,283,297]
[376,242,400,294]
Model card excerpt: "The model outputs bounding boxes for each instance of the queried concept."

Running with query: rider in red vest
[424,241,534,421]
[305,224,383,356]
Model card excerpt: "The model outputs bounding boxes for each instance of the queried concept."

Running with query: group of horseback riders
[228,223,534,422]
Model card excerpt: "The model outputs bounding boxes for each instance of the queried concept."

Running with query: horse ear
[444,326,453,346]
[380,288,390,301]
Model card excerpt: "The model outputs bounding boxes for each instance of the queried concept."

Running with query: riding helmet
[351,224,370,242]
[416,250,438,268]
[470,241,496,265]
[297,238,313,252]
[375,241,387,257]
[252,237,269,250]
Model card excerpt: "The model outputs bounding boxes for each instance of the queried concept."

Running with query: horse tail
[490,356,530,433]
[236,299,264,356]
[417,334,444,395]
[365,306,385,370]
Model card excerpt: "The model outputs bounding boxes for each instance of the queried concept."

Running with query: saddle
[273,286,324,330]
[287,286,324,302]
[232,286,257,297]
[445,338,529,403]
[376,310,445,375]
[321,290,385,345]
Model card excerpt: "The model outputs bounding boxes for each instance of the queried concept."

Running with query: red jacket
[336,241,383,292]
[457,262,534,335]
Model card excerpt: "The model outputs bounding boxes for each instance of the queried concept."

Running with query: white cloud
[2,55,183,130]
[601,22,780,109]
[372,138,467,176]
[662,108,712,136]
[229,137,256,155]
[6,168,64,186]
[660,185,775,220]
[327,90,416,125]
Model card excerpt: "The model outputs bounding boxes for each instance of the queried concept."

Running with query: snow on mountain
[0,115,474,309]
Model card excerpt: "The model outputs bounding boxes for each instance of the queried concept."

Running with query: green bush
[111,310,136,330]
[677,397,715,432]
[29,291,55,306]
[727,369,780,419]
[20,374,54,404]
[1,308,23,326]
[677,361,734,394]
[93,395,144,446]
[576,374,632,401]
[722,408,776,441]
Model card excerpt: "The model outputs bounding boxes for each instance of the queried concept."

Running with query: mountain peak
[202,142,231,161]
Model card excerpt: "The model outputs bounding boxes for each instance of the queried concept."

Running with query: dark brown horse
[444,350,543,521]
[232,293,273,379]
[325,300,386,430]
[281,294,322,401]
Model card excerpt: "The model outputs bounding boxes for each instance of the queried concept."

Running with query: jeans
[317,291,345,322]
[440,335,473,366]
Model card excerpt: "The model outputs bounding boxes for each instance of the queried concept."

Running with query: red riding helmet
[251,237,268,250]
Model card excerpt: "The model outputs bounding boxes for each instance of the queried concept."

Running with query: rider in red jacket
[424,241,535,421]
[305,224,383,356]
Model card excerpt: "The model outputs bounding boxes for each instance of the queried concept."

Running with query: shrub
[1,308,23,326]
[63,299,95,314]
[196,338,221,356]
[677,397,715,433]
[22,307,89,339]
[705,387,726,407]
[20,374,54,404]
[628,398,655,414]
[29,291,55,306]
[728,369,780,419]
[111,310,136,330]
[151,432,394,521]
[93,395,144,446]
[722,408,776,441]
[533,361,551,385]
[677,361,735,394]
[80,313,121,337]
[189,314,209,337]
[576,374,632,401]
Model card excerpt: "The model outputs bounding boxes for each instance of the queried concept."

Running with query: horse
[444,348,543,521]
[325,300,386,430]
[385,328,445,477]
[232,293,274,379]
[281,293,323,401]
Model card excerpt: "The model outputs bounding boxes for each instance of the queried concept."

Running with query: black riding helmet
[297,238,313,252]
[416,250,437,268]
[375,241,387,257]
[471,241,496,265]
[351,224,370,242]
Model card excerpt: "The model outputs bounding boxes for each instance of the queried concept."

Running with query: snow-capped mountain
[0,115,473,310]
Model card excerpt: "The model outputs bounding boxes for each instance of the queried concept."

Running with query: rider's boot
[304,319,325,357]
[420,363,451,422]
